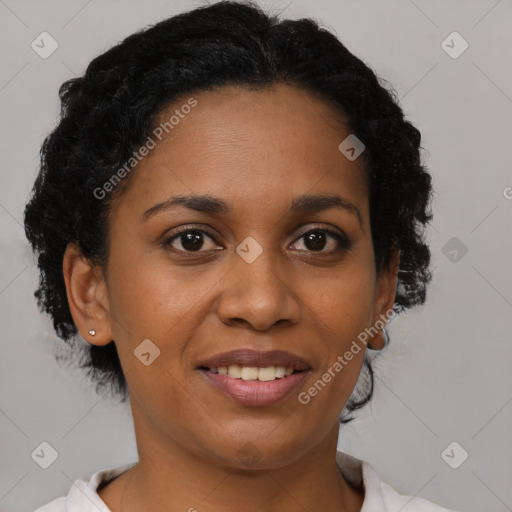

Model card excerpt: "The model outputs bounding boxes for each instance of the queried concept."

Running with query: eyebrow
[141,193,362,227]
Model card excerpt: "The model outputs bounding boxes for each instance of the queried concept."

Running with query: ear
[368,248,400,350]
[62,242,113,346]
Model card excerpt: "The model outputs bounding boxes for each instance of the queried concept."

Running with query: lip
[197,349,311,371]
[199,369,309,407]
[196,349,311,407]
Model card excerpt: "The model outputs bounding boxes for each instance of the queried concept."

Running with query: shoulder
[33,497,66,512]
[378,474,458,511]
[32,462,137,512]
[336,451,460,512]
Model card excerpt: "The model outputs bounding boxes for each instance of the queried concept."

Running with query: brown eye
[303,231,327,251]
[163,228,221,253]
[174,231,205,252]
[291,229,351,253]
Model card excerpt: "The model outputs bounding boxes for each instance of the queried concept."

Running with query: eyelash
[161,225,351,255]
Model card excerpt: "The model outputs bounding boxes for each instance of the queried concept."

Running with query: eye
[290,228,350,253]
[162,228,221,253]
[162,225,350,255]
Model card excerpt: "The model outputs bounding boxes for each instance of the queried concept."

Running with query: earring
[382,327,390,345]
[88,329,96,336]
[368,327,389,350]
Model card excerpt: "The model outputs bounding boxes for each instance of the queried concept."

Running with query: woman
[24,1,457,510]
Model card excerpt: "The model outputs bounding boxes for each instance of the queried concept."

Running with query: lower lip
[199,370,309,407]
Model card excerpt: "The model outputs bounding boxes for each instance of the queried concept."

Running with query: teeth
[258,366,278,381]
[212,365,295,381]
[241,367,259,380]
[228,365,241,378]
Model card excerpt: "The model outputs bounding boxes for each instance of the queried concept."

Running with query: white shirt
[34,452,459,511]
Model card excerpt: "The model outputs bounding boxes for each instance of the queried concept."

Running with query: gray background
[1,0,511,511]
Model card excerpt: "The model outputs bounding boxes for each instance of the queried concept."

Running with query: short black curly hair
[24,0,433,419]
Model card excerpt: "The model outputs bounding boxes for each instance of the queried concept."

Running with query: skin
[63,83,399,512]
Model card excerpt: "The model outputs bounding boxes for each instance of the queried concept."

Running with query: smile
[199,368,309,406]
[207,365,294,381]
[197,349,311,406]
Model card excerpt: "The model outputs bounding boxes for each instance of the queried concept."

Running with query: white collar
[336,451,387,510]
[61,452,453,511]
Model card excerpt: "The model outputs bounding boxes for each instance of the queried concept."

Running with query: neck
[104,408,364,512]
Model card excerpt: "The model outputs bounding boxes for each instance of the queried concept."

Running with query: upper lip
[197,349,311,371]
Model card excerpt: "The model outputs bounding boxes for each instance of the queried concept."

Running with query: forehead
[113,84,368,220]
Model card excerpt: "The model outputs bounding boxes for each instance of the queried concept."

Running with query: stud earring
[88,329,96,336]
[368,327,389,350]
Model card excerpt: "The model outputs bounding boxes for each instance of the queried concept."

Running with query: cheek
[106,253,195,334]
[309,264,376,337]
[104,254,222,389]
[302,266,375,396]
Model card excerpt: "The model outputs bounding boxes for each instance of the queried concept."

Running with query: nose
[216,249,301,332]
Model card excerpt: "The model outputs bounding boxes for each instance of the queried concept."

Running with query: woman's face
[95,84,397,468]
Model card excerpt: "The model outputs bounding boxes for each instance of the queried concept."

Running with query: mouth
[196,349,311,407]
[201,365,297,381]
